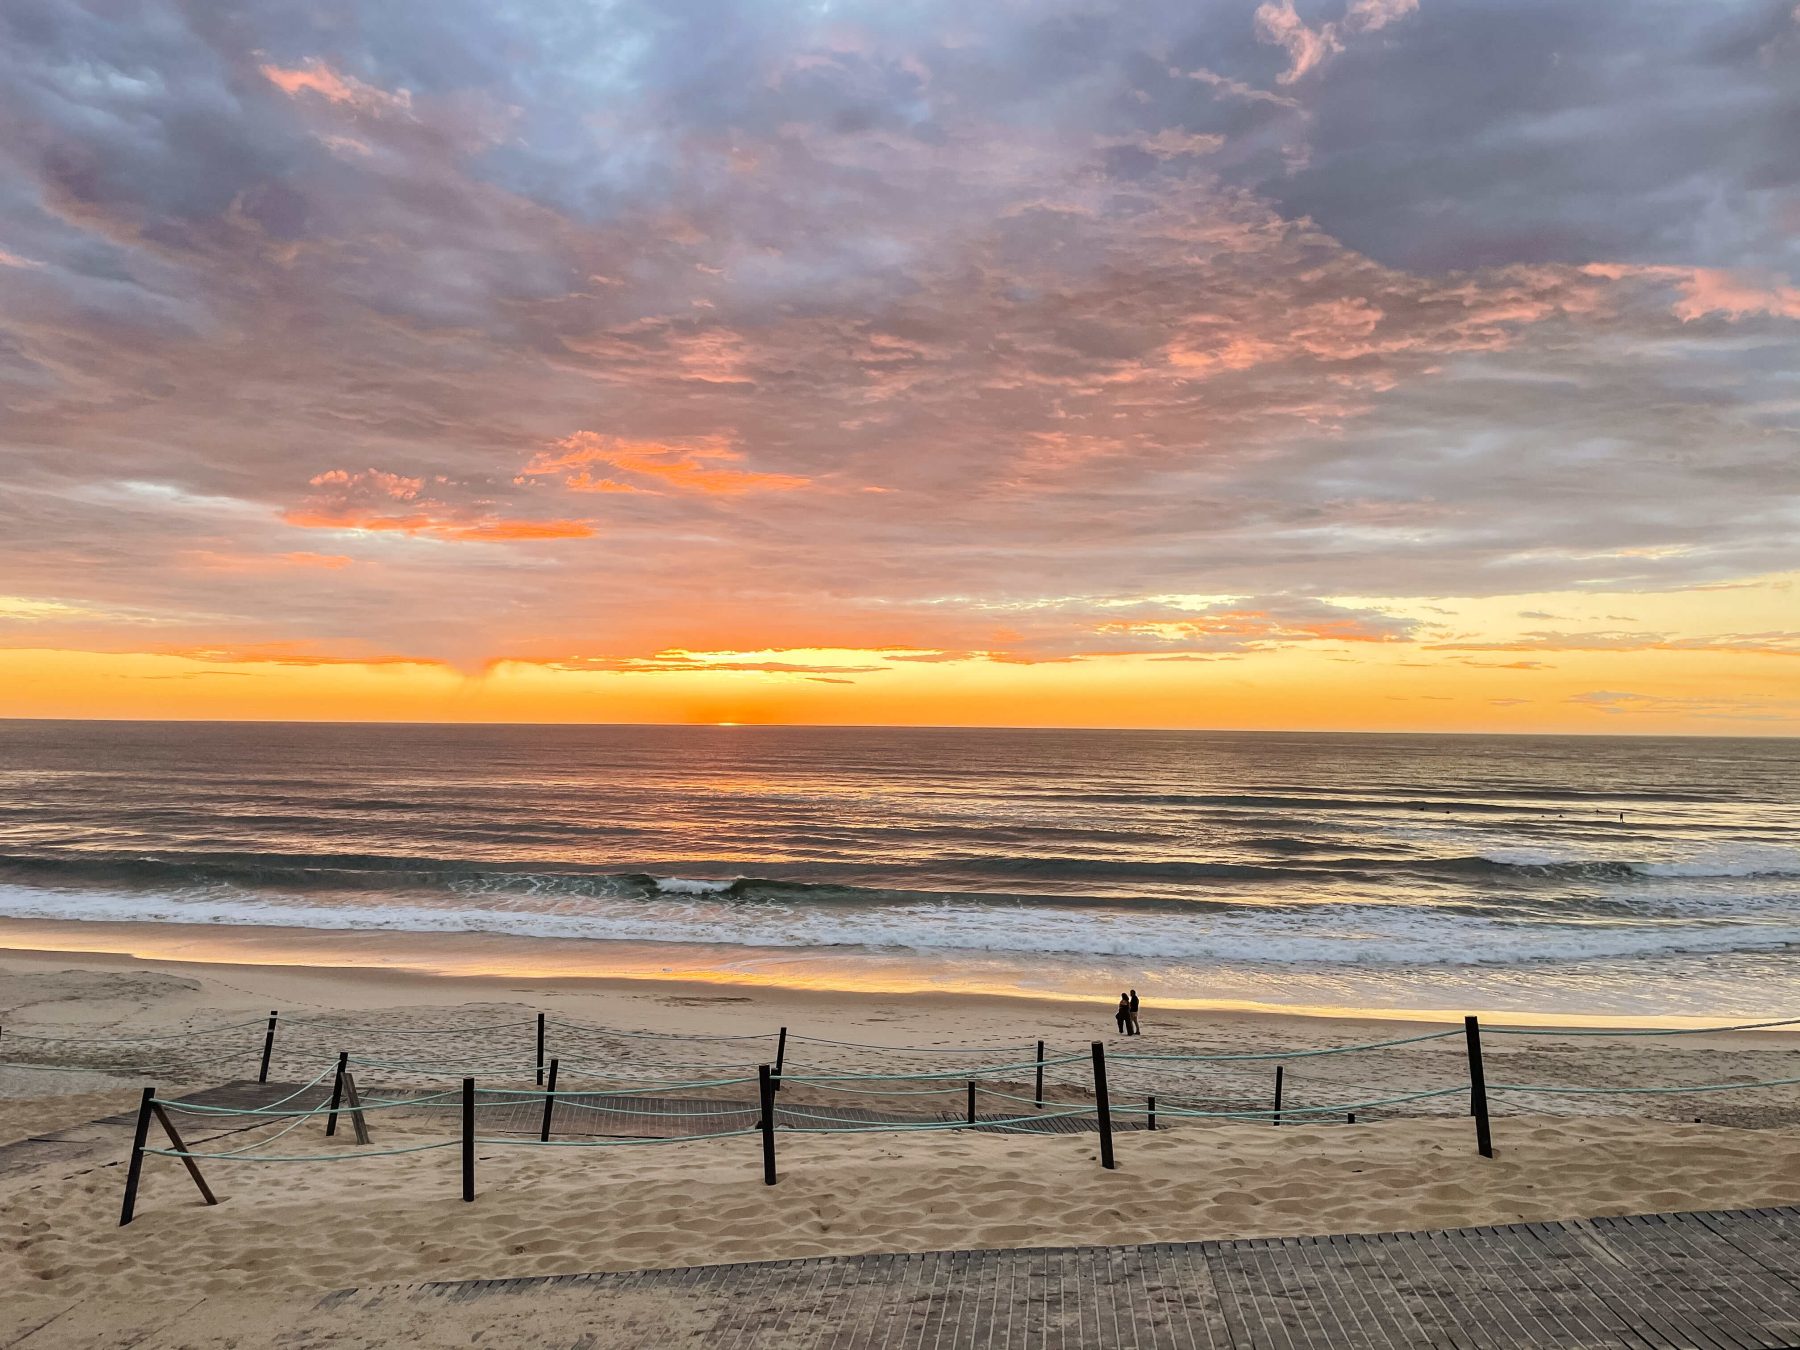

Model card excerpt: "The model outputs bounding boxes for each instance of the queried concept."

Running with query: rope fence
[3,1004,1786,1224]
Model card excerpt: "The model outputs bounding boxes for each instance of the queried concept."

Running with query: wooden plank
[149,1101,219,1207]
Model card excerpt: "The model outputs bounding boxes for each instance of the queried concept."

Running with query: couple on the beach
[1114,989,1141,1036]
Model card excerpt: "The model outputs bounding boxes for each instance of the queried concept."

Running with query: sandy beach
[4,942,1798,1346]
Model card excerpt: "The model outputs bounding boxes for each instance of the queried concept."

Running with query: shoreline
[0,921,1792,1036]
[1,916,1794,1032]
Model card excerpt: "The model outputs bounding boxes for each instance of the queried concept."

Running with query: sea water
[0,721,1794,1017]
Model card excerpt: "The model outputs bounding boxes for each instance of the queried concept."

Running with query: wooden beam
[150,1102,219,1207]
[342,1071,371,1145]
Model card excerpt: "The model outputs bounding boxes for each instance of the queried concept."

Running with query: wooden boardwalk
[275,1207,1800,1348]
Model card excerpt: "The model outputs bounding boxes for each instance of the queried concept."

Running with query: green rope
[0,1018,266,1042]
[1483,1017,1800,1037]
[775,1107,1090,1133]
[551,1018,775,1043]
[783,1080,960,1097]
[545,1099,761,1119]
[785,1035,1035,1054]
[1111,1029,1461,1064]
[482,1073,759,1095]
[159,1063,339,1115]
[283,1017,537,1034]
[477,1128,763,1147]
[1151,1086,1466,1120]
[144,1140,459,1162]
[2,1048,258,1073]
[783,1053,1085,1085]
[1490,1075,1800,1095]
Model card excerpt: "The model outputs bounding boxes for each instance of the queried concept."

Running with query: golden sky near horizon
[2,1,1797,733]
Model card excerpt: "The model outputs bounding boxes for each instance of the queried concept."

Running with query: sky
[1,0,1797,733]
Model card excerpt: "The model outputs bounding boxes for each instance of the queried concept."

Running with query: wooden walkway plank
[76,1186,1800,1349]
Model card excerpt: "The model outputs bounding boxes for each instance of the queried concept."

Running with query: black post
[1034,1039,1045,1109]
[119,1087,156,1226]
[1272,1064,1284,1127]
[1347,1112,1356,1124]
[536,1012,546,1087]
[462,1077,475,1201]
[1148,1095,1157,1131]
[966,1080,976,1125]
[539,1058,560,1143]
[758,1064,777,1185]
[1090,1041,1115,1170]
[257,1010,278,1084]
[773,1026,788,1093]
[325,1051,348,1137]
[1465,1015,1493,1158]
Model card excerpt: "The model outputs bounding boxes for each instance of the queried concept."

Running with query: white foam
[1632,844,1800,879]
[0,880,1794,970]
[654,877,736,895]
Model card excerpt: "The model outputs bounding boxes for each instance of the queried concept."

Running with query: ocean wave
[0,845,1795,908]
[0,878,1792,968]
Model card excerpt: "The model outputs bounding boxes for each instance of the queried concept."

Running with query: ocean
[0,720,1795,1018]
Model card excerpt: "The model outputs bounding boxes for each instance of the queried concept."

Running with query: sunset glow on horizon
[3,1,1797,735]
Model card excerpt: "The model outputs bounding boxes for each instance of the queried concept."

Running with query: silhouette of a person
[1115,993,1131,1036]
[1128,988,1141,1035]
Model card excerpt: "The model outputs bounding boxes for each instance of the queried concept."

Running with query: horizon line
[0,714,1792,741]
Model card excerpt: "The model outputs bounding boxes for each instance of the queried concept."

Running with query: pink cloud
[286,467,593,541]
[1255,0,1419,83]
[260,61,414,117]
[524,432,810,496]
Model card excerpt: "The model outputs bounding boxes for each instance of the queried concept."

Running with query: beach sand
[4,945,1798,1347]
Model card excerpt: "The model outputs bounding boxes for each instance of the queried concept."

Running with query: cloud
[1428,631,1800,657]
[523,433,810,496]
[259,61,415,118]
[1567,689,1798,722]
[1671,269,1800,322]
[284,468,593,541]
[0,0,1792,710]
[1254,0,1419,84]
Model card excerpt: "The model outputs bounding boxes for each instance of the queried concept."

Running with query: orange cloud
[286,467,593,541]
[283,509,593,541]
[308,468,422,500]
[259,60,413,116]
[524,432,810,496]
[152,642,439,668]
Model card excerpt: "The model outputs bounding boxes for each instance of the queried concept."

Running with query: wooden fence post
[758,1065,777,1185]
[1148,1095,1157,1131]
[342,1072,371,1145]
[966,1080,976,1125]
[536,1012,546,1087]
[257,1010,279,1084]
[119,1087,156,1226]
[462,1078,475,1201]
[773,1026,788,1091]
[1090,1041,1115,1170]
[149,1102,219,1206]
[1465,1015,1493,1158]
[325,1051,348,1137]
[1272,1064,1284,1127]
[1034,1039,1045,1109]
[540,1058,560,1142]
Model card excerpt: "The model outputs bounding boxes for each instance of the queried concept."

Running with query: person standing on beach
[1128,988,1141,1035]
[1115,993,1131,1035]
